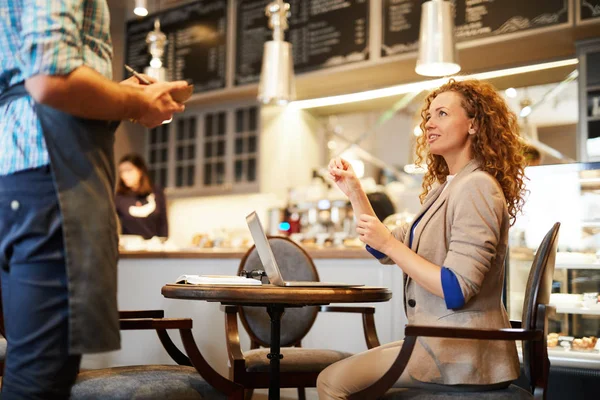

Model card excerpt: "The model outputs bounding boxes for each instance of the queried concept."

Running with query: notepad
[175,274,262,286]
[170,84,194,103]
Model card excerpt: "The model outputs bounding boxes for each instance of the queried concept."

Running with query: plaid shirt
[0,0,113,175]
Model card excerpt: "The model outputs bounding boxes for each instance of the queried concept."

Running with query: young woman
[318,79,527,398]
[115,153,168,239]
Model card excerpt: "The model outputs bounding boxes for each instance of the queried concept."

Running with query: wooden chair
[0,289,243,397]
[348,222,560,400]
[225,236,381,400]
[71,310,244,399]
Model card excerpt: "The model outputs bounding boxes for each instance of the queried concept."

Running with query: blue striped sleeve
[19,0,84,78]
[441,267,465,309]
[365,245,387,260]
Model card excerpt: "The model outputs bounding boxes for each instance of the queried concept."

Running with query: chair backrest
[237,236,319,347]
[520,222,560,387]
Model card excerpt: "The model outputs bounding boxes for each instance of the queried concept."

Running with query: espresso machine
[267,198,356,246]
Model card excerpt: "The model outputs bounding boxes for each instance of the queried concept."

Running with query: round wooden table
[162,284,392,400]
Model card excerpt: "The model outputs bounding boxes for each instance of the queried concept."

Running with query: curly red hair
[415,79,526,225]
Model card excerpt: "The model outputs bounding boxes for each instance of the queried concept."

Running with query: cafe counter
[119,246,374,259]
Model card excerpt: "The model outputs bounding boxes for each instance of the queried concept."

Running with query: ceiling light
[340,150,365,179]
[505,87,517,98]
[149,58,162,68]
[347,159,365,179]
[470,59,578,80]
[587,137,600,158]
[289,77,448,109]
[257,1,296,105]
[415,0,460,77]
[403,164,427,174]
[413,126,423,136]
[520,106,532,117]
[134,0,148,17]
[289,58,578,110]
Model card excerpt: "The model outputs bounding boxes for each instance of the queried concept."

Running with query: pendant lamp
[257,0,296,105]
[415,0,460,77]
[134,0,148,17]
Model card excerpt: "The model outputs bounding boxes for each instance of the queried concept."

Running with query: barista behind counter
[115,153,168,239]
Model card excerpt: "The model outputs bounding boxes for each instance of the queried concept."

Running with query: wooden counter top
[119,246,373,260]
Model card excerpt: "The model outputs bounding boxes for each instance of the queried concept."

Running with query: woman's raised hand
[356,214,393,253]
[328,157,362,198]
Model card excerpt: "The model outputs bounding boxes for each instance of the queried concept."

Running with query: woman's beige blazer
[381,159,520,385]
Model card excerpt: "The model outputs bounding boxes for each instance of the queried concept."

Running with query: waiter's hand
[356,214,394,254]
[137,81,188,128]
[119,74,156,87]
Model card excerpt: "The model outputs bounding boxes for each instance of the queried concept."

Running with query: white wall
[167,106,323,247]
[259,106,323,197]
[167,192,284,247]
[320,110,416,177]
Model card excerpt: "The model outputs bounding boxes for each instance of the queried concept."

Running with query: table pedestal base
[267,305,285,400]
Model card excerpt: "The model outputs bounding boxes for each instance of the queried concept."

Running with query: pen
[124,64,152,85]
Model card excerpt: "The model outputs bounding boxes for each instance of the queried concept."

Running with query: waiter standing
[0,1,188,398]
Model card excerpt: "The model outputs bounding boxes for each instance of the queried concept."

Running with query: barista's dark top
[116,185,168,239]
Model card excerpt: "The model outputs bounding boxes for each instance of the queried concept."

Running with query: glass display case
[509,162,600,366]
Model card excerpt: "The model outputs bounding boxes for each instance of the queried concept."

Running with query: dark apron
[0,83,121,354]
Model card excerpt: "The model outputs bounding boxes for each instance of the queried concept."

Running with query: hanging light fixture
[144,18,171,124]
[144,18,167,82]
[134,0,148,17]
[257,0,296,105]
[415,0,460,77]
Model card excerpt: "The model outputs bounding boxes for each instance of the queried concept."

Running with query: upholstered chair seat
[71,365,226,400]
[243,348,352,373]
[381,385,533,399]
[68,311,244,399]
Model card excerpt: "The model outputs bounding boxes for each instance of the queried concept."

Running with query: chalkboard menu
[125,0,227,93]
[382,0,570,57]
[235,0,369,85]
[579,0,600,22]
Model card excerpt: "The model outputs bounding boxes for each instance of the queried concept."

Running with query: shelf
[554,306,600,315]
[581,219,600,228]
[547,348,600,369]
[587,115,600,122]
[555,263,600,270]
[518,346,600,369]
[587,84,600,92]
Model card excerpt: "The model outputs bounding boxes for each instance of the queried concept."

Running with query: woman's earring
[468,129,475,135]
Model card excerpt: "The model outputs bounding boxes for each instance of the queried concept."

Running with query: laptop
[246,211,363,288]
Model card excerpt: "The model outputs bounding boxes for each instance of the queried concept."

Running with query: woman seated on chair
[318,79,527,398]
[115,153,168,239]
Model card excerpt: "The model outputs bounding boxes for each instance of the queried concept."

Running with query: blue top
[366,212,465,309]
[0,0,114,175]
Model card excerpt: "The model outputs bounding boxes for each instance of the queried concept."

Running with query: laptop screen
[246,211,285,286]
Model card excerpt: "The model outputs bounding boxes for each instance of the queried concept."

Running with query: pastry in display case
[509,162,600,362]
